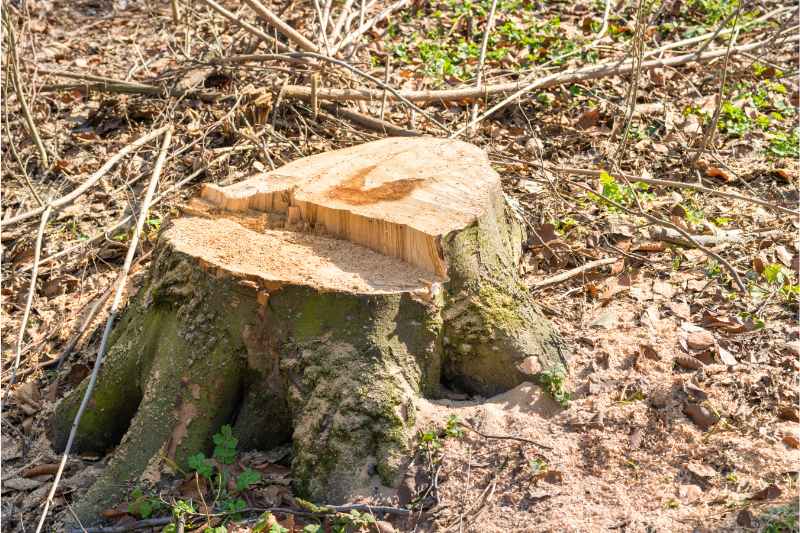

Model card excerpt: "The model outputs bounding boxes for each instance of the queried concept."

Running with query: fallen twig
[459,422,553,450]
[3,126,170,227]
[68,517,173,533]
[469,0,498,135]
[35,128,173,533]
[278,34,800,107]
[690,3,741,167]
[2,87,43,206]
[453,31,798,136]
[529,257,619,290]
[551,167,800,217]
[198,0,289,52]
[569,181,747,293]
[243,0,318,52]
[650,227,743,248]
[332,0,408,54]
[321,103,418,136]
[3,7,50,168]
[2,204,52,406]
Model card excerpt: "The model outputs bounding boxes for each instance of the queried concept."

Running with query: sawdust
[165,216,439,294]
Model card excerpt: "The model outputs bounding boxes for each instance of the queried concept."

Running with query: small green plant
[222,497,247,520]
[537,368,571,408]
[718,101,750,136]
[420,428,442,451]
[213,424,238,464]
[126,488,166,519]
[760,263,800,302]
[762,504,799,533]
[588,172,651,212]
[768,129,800,158]
[187,452,214,479]
[419,415,465,453]
[664,498,680,509]
[332,509,376,533]
[529,457,548,474]
[445,415,464,438]
[235,468,262,492]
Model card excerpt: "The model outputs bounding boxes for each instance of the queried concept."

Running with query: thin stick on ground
[3,91,43,206]
[689,3,742,167]
[2,204,52,406]
[3,7,50,168]
[243,0,319,53]
[551,166,800,217]
[328,0,356,46]
[529,257,619,289]
[568,180,747,293]
[332,0,408,54]
[469,0,498,136]
[261,33,800,104]
[448,33,798,137]
[3,125,170,227]
[197,0,289,53]
[170,0,180,24]
[613,0,647,162]
[312,0,333,55]
[34,128,173,533]
[459,422,553,450]
[34,34,799,109]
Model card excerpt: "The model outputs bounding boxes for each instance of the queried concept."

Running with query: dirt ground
[1,0,798,531]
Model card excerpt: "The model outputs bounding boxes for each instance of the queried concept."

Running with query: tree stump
[50,137,566,522]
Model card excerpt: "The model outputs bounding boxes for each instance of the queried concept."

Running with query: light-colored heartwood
[197,137,502,277]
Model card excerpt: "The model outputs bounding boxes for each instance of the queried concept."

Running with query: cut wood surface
[199,137,500,276]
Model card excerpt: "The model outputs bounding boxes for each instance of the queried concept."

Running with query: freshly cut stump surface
[51,137,567,524]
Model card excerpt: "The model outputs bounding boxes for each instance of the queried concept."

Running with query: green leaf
[235,468,262,492]
[173,500,195,518]
[127,491,165,519]
[445,415,464,438]
[213,425,238,464]
[188,453,214,479]
[301,526,321,533]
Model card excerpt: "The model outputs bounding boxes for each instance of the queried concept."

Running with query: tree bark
[50,137,566,524]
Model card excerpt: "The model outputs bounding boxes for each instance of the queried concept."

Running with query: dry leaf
[675,355,704,370]
[705,166,733,182]
[750,484,782,501]
[668,301,691,320]
[685,328,715,350]
[678,483,703,503]
[783,433,800,449]
[576,108,600,130]
[683,402,719,430]
[652,280,676,299]
[778,404,800,422]
[717,346,737,366]
[640,344,660,360]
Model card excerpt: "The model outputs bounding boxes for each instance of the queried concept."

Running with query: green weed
[762,504,799,533]
[537,368,571,408]
[587,171,652,212]
[126,488,166,519]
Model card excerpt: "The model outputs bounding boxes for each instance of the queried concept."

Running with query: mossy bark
[50,196,565,524]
